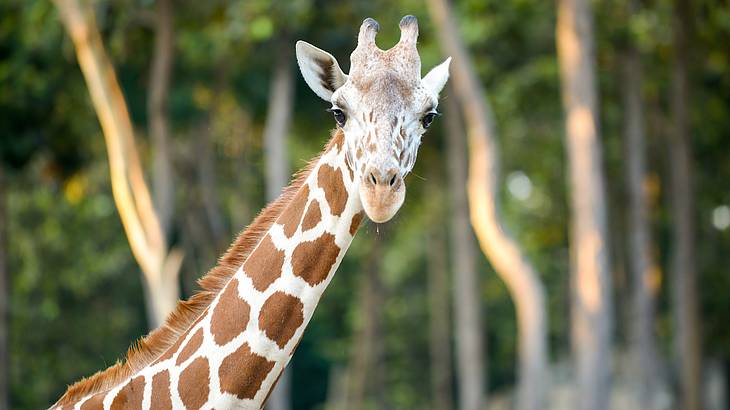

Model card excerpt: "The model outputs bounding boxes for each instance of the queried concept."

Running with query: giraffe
[52,15,450,410]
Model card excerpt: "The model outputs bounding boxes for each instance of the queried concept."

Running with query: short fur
[54,131,344,407]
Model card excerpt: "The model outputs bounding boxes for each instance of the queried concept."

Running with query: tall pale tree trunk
[0,168,8,410]
[426,188,453,410]
[54,0,182,328]
[148,0,175,238]
[621,3,661,406]
[443,92,485,410]
[556,0,613,408]
[669,0,701,408]
[428,1,549,409]
[265,40,294,410]
[263,44,293,202]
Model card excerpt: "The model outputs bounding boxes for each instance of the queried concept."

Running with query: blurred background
[1,0,729,409]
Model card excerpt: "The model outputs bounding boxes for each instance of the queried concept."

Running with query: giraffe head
[296,15,450,223]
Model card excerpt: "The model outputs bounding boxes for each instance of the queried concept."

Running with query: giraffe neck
[63,136,364,410]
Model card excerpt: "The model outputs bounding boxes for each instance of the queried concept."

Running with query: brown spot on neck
[317,165,348,216]
[218,343,275,400]
[176,328,204,365]
[243,235,285,291]
[79,393,105,410]
[150,370,172,409]
[350,212,365,236]
[301,200,322,231]
[178,357,210,409]
[258,291,305,348]
[291,233,341,287]
[279,184,310,237]
[210,278,250,346]
[109,376,144,410]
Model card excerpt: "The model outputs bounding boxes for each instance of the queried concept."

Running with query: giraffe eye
[421,112,439,129]
[327,108,346,127]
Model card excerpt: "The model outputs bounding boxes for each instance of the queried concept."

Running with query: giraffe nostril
[370,172,377,185]
[389,174,397,187]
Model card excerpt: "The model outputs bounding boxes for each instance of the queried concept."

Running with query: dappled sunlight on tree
[53,0,182,328]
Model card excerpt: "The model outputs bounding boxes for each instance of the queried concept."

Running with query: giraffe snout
[367,167,400,188]
[359,166,405,223]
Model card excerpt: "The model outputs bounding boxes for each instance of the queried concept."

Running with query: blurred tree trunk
[347,239,387,410]
[443,92,485,410]
[196,126,226,247]
[197,73,227,249]
[669,0,702,408]
[427,1,549,409]
[265,39,294,410]
[324,365,349,410]
[186,65,231,268]
[148,0,174,238]
[426,184,453,410]
[54,0,183,329]
[0,168,7,410]
[263,42,293,202]
[556,0,613,408]
[621,2,661,406]
[369,242,388,410]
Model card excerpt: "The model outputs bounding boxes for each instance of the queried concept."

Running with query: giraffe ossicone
[53,15,449,410]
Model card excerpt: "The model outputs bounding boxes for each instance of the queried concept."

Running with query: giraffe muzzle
[359,166,405,223]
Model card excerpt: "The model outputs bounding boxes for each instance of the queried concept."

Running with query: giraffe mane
[54,130,345,407]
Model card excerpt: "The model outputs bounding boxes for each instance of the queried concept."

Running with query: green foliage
[2,0,729,408]
[8,162,146,409]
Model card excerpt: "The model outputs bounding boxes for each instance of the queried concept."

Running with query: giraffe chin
[359,184,406,223]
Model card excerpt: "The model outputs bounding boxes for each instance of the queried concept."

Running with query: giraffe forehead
[349,70,416,105]
[336,73,435,128]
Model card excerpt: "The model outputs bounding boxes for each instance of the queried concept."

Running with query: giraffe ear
[296,41,348,101]
[422,57,451,96]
